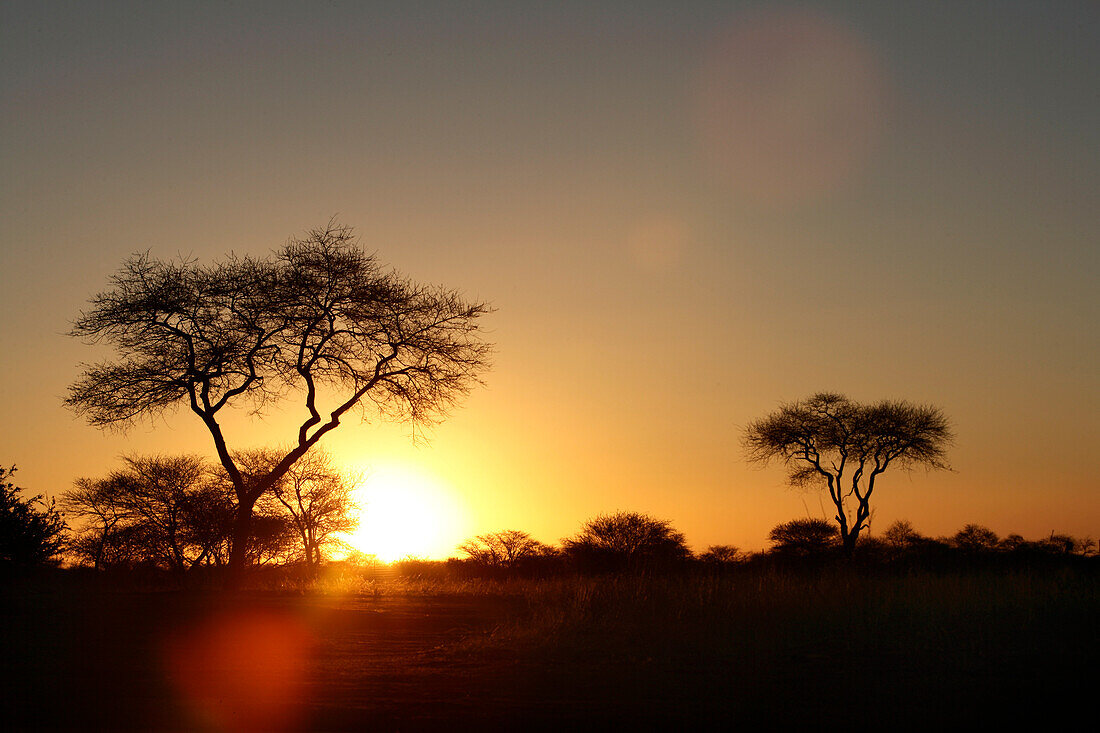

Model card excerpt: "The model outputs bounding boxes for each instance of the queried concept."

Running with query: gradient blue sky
[2,1,1097,555]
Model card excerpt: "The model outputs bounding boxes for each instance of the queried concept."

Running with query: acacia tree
[62,474,132,569]
[236,448,359,568]
[63,455,241,570]
[66,222,492,578]
[768,518,838,556]
[698,544,742,564]
[458,530,551,568]
[744,393,952,556]
[563,512,690,570]
[113,455,206,571]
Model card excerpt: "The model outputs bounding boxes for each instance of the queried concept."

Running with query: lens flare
[162,607,314,733]
[691,8,888,207]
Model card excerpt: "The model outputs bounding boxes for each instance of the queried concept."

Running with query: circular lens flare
[691,8,888,206]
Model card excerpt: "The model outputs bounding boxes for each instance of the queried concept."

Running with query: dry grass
[6,560,1096,727]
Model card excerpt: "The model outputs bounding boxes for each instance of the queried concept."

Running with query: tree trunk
[841,528,858,557]
[226,497,257,588]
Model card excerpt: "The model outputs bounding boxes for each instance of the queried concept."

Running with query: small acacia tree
[744,393,952,556]
[698,544,742,564]
[458,530,551,569]
[63,455,262,570]
[952,524,999,553]
[563,512,690,571]
[768,518,838,556]
[64,455,208,571]
[236,448,359,568]
[66,222,492,578]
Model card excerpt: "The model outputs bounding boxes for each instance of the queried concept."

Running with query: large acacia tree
[67,222,492,577]
[744,393,952,555]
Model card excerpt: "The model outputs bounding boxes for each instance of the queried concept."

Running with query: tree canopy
[62,454,299,571]
[744,393,952,555]
[67,222,492,575]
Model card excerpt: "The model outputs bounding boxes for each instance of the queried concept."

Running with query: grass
[6,559,1096,727]
[467,565,1099,658]
[454,563,1099,725]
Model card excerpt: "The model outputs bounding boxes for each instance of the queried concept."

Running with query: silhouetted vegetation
[697,544,743,564]
[9,536,1094,729]
[745,393,953,555]
[63,455,226,571]
[62,453,355,572]
[952,523,1000,553]
[0,465,65,567]
[236,448,359,569]
[562,512,690,572]
[767,517,838,556]
[456,530,557,577]
[66,221,492,578]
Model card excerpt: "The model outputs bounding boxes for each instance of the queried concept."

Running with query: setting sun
[345,462,470,563]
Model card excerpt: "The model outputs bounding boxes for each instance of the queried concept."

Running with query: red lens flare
[163,607,315,733]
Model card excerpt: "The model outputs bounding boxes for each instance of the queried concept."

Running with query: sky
[2,1,1097,557]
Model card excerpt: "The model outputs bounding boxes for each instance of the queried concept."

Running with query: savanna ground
[3,560,1097,731]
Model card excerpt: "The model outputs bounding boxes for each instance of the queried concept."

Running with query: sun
[344,462,468,563]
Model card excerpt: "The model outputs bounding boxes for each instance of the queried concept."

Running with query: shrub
[563,512,690,572]
[0,466,66,567]
[953,524,1000,553]
[767,518,838,556]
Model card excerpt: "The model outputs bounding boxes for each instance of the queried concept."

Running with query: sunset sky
[2,1,1097,557]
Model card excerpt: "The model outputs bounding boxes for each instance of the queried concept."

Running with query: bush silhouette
[953,524,1000,553]
[458,530,553,568]
[698,545,743,564]
[768,518,838,557]
[563,512,689,572]
[0,465,66,567]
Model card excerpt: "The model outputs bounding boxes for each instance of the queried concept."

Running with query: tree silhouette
[66,221,492,579]
[768,518,838,556]
[952,524,999,553]
[64,455,339,571]
[882,519,924,550]
[458,530,551,568]
[563,512,689,571]
[698,544,742,564]
[62,473,132,569]
[64,455,241,570]
[0,465,66,567]
[744,393,952,555]
[235,448,359,568]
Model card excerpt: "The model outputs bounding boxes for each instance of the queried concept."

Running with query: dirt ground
[6,590,522,731]
[3,585,1094,731]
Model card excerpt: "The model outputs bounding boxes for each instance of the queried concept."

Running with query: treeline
[426,512,1098,579]
[2,460,1096,577]
[757,517,1097,563]
[0,452,357,573]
